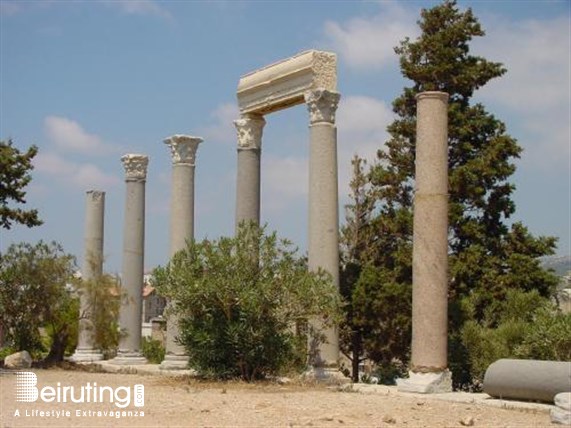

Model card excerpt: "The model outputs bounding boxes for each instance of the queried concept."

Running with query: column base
[396,369,452,394]
[159,354,189,370]
[303,366,350,385]
[108,351,148,365]
[69,348,104,363]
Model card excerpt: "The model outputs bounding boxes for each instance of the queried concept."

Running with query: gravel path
[0,369,553,427]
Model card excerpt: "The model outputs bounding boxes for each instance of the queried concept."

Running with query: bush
[0,241,77,361]
[78,271,121,358]
[460,288,571,386]
[141,337,165,364]
[153,223,341,380]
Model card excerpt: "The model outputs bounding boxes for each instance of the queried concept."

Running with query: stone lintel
[237,50,337,115]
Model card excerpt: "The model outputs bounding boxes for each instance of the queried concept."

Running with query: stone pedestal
[234,114,265,228]
[110,154,149,365]
[305,89,341,375]
[160,135,202,370]
[398,91,450,393]
[70,190,105,363]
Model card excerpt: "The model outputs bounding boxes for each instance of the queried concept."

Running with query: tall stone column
[397,91,451,393]
[234,114,265,229]
[70,190,105,362]
[304,89,342,377]
[110,154,149,365]
[160,135,203,370]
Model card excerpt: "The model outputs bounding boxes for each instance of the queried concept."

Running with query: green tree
[153,223,341,381]
[0,140,42,229]
[346,0,559,387]
[0,241,77,360]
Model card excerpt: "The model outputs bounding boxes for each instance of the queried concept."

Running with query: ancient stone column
[70,190,105,362]
[234,114,265,229]
[110,154,149,365]
[397,91,451,393]
[160,135,203,370]
[304,89,341,377]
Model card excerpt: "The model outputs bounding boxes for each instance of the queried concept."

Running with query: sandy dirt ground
[0,369,554,427]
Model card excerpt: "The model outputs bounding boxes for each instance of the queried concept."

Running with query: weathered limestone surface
[4,351,32,369]
[235,114,265,227]
[237,50,336,115]
[161,135,202,370]
[305,89,341,372]
[399,91,450,393]
[70,190,105,363]
[111,154,149,365]
[483,359,571,403]
[552,392,571,425]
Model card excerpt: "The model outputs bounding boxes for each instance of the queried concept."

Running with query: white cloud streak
[322,1,417,70]
[34,152,120,190]
[44,116,116,156]
[474,16,570,168]
[200,102,240,144]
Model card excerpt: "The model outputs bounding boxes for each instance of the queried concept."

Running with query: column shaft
[71,190,105,362]
[112,154,148,364]
[305,89,341,373]
[411,91,449,373]
[161,135,202,370]
[308,122,340,366]
[235,148,261,226]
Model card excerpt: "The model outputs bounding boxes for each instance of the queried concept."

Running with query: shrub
[0,241,77,361]
[153,223,341,380]
[460,288,570,386]
[141,337,165,364]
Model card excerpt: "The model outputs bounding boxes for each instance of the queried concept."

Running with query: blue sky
[1,0,569,273]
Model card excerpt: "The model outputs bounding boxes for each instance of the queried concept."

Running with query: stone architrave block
[4,351,32,369]
[237,50,337,115]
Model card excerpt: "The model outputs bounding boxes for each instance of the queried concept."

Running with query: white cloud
[34,152,120,190]
[44,116,115,155]
[322,1,417,70]
[337,95,393,198]
[473,16,570,168]
[105,0,173,21]
[200,102,240,144]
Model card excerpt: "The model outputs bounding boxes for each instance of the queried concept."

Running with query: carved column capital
[86,190,105,201]
[304,89,341,125]
[121,154,149,182]
[164,135,203,166]
[234,114,266,150]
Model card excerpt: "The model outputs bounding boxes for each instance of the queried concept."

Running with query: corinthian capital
[304,89,341,125]
[164,135,203,166]
[121,154,149,182]
[234,114,266,150]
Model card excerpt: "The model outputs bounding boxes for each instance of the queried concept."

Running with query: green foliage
[460,289,570,387]
[141,337,165,364]
[0,241,77,361]
[341,0,559,388]
[78,271,121,358]
[153,223,341,381]
[0,139,42,230]
[514,308,571,361]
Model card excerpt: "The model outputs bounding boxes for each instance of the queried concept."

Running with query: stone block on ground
[550,407,571,425]
[4,351,32,369]
[554,392,571,411]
